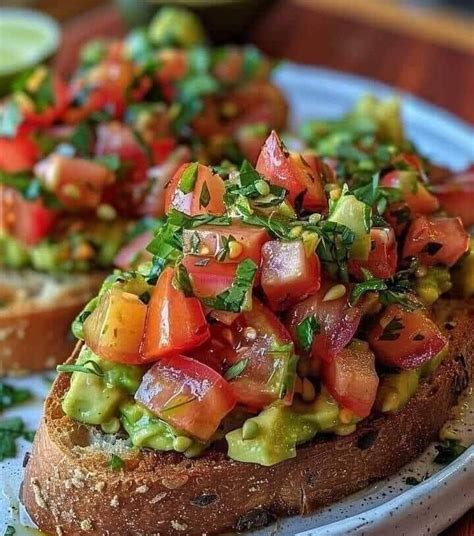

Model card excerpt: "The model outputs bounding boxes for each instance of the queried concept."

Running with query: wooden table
[41,0,474,533]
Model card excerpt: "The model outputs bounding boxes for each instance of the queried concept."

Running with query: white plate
[1,63,474,536]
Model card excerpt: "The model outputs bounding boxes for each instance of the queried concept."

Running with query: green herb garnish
[0,417,35,461]
[0,382,31,411]
[296,315,320,353]
[434,439,466,465]
[109,453,125,471]
[224,359,249,381]
[201,259,257,313]
[57,360,104,377]
[178,162,199,193]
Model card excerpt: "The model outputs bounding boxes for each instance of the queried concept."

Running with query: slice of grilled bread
[21,299,473,536]
[0,271,104,375]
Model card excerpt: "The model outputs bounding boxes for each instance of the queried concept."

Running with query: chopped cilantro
[0,417,35,461]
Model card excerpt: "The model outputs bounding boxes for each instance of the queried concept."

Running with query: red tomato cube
[135,354,236,441]
[261,240,321,311]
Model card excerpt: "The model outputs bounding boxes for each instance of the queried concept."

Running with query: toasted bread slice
[22,300,473,536]
[0,271,104,375]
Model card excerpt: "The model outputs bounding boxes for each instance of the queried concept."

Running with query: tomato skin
[0,185,57,245]
[141,146,192,218]
[113,231,153,271]
[0,136,39,172]
[323,341,379,418]
[261,240,321,311]
[368,304,447,369]
[182,224,270,266]
[35,155,115,210]
[403,215,469,267]
[141,267,210,361]
[135,354,236,441]
[182,256,239,298]
[285,282,368,362]
[432,167,474,226]
[164,163,226,216]
[381,170,439,215]
[229,299,295,410]
[19,73,70,128]
[348,227,398,280]
[83,288,147,365]
[256,131,327,212]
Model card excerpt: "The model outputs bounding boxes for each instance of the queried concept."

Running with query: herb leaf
[296,315,320,352]
[109,453,125,471]
[57,360,104,377]
[201,259,257,313]
[224,358,249,381]
[0,417,35,461]
[0,382,31,411]
[178,162,199,193]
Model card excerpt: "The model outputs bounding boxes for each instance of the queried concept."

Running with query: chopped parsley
[178,162,199,193]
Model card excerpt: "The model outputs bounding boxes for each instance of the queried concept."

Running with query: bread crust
[21,300,474,536]
[0,271,104,375]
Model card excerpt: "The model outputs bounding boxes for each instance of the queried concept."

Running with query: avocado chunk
[0,235,30,269]
[62,347,143,426]
[148,7,206,48]
[327,188,371,260]
[452,237,474,298]
[120,401,178,452]
[416,266,452,305]
[226,388,341,466]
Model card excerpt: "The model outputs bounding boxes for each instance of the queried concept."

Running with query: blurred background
[1,0,472,124]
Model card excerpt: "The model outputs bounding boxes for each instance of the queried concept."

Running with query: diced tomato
[432,167,474,226]
[192,82,287,140]
[188,322,237,372]
[207,309,241,326]
[83,287,147,365]
[403,215,469,267]
[368,304,447,369]
[141,146,192,218]
[256,131,327,212]
[0,136,39,172]
[0,185,57,245]
[384,201,412,237]
[150,137,176,165]
[156,49,188,86]
[381,170,439,215]
[303,151,338,185]
[323,340,379,418]
[182,223,269,266]
[135,354,236,441]
[285,282,371,362]
[235,123,270,165]
[141,267,210,360]
[226,299,296,409]
[181,256,239,298]
[95,122,149,183]
[35,155,115,210]
[394,152,428,183]
[348,227,398,280]
[114,231,153,271]
[164,163,226,216]
[18,72,70,128]
[261,240,321,311]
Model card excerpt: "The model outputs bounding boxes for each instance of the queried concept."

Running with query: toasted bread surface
[0,271,104,375]
[22,300,474,536]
